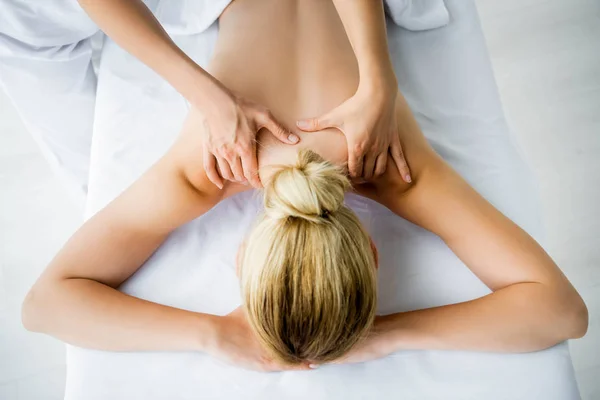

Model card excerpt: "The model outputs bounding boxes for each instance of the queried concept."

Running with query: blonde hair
[240,150,377,364]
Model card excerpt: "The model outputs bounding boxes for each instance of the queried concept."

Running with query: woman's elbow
[563,293,588,340]
[529,284,588,348]
[21,286,49,333]
[546,286,589,343]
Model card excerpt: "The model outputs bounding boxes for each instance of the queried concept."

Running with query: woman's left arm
[296,0,411,182]
[341,100,588,364]
[376,159,589,353]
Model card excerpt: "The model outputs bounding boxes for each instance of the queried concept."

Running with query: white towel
[155,0,450,35]
[385,0,450,31]
[0,0,449,48]
[154,0,232,35]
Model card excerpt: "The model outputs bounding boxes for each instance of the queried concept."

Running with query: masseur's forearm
[381,283,586,353]
[331,0,396,84]
[77,0,222,106]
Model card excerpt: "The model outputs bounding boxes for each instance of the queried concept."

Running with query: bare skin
[23,0,587,371]
[210,0,358,177]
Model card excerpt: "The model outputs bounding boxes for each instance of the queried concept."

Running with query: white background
[0,0,598,398]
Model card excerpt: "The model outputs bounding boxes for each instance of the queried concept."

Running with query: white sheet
[67,0,581,399]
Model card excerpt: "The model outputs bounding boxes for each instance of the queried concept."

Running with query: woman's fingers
[203,146,224,189]
[258,111,299,144]
[390,141,411,183]
[286,363,311,371]
[265,361,311,372]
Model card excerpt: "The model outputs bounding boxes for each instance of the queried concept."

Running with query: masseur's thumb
[261,115,300,145]
[296,113,337,132]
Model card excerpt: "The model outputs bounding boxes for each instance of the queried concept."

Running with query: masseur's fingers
[347,144,364,179]
[257,111,299,144]
[203,146,224,189]
[241,144,262,188]
[374,151,388,178]
[216,156,235,182]
[296,112,337,132]
[230,156,245,183]
[362,152,378,181]
[390,141,411,183]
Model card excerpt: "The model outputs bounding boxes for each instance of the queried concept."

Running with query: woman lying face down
[238,149,378,364]
[22,0,586,373]
[178,97,386,365]
[21,94,587,371]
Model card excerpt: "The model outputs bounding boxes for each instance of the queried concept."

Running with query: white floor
[0,0,598,399]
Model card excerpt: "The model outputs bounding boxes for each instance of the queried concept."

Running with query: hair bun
[264,150,350,223]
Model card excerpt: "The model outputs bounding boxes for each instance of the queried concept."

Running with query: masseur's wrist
[358,62,398,100]
[186,71,236,125]
[168,54,228,112]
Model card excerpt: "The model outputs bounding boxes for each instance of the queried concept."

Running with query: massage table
[65,0,581,398]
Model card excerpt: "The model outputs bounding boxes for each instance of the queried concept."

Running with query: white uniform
[0,0,99,206]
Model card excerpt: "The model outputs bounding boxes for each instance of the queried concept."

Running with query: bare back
[209,0,360,172]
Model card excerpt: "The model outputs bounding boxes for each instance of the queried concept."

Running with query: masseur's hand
[76,0,299,189]
[296,76,411,183]
[208,307,309,372]
[199,84,300,189]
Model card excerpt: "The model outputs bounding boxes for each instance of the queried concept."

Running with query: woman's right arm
[21,111,235,352]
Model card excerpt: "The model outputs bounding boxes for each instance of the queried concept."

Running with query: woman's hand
[296,75,411,183]
[199,85,300,189]
[303,315,399,368]
[333,316,399,365]
[207,307,310,372]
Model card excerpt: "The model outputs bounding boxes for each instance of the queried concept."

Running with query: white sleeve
[385,0,450,31]
[0,34,97,208]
